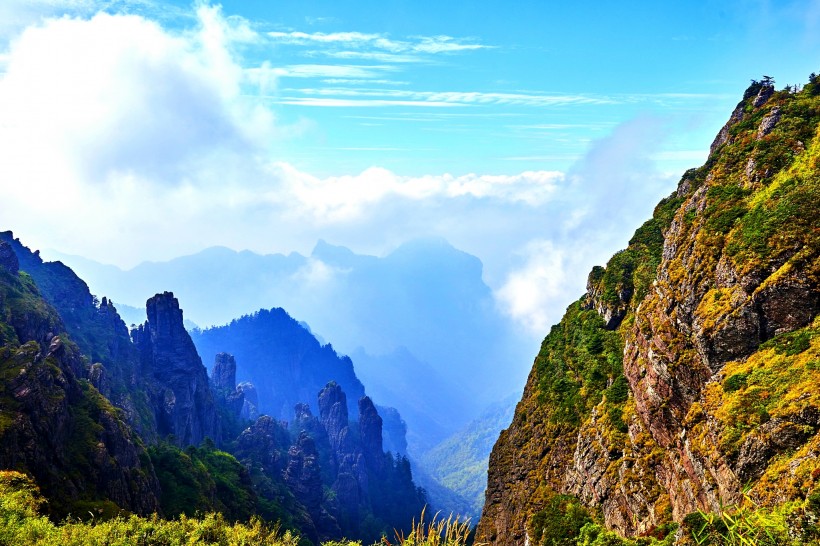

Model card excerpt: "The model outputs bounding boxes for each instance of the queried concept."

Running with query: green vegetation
[680,492,820,545]
[148,441,258,523]
[527,493,676,546]
[0,472,471,546]
[0,470,301,546]
[419,397,516,519]
[390,508,472,546]
[535,302,625,426]
[529,495,593,546]
[534,189,685,427]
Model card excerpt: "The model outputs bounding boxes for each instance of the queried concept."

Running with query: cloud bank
[0,5,678,341]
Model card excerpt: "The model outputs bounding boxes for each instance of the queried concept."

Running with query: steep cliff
[0,243,160,518]
[0,232,156,437]
[191,308,366,420]
[132,292,219,447]
[479,77,820,544]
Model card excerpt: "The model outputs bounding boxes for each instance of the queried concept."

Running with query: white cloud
[274,87,617,108]
[0,5,684,345]
[495,241,571,336]
[493,116,677,335]
[268,30,382,45]
[0,4,272,188]
[266,164,564,222]
[265,63,397,79]
[267,30,491,56]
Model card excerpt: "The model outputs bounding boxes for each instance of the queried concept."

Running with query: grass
[0,472,473,546]
[388,508,473,546]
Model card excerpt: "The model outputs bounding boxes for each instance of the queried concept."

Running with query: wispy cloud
[263,64,398,79]
[321,78,409,86]
[319,50,422,63]
[277,97,463,108]
[267,30,491,56]
[273,87,617,108]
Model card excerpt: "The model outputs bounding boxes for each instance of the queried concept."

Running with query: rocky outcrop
[0,232,158,437]
[479,79,820,544]
[0,260,160,518]
[209,352,245,421]
[285,432,342,542]
[238,381,259,420]
[211,352,237,393]
[319,381,352,456]
[359,396,384,472]
[0,241,18,275]
[235,415,290,478]
[132,292,219,447]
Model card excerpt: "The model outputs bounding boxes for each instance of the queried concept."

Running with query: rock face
[284,431,342,542]
[0,232,158,437]
[0,241,18,275]
[211,352,237,393]
[190,308,366,420]
[359,396,384,472]
[0,250,160,517]
[238,381,259,420]
[377,405,408,456]
[132,292,219,447]
[209,352,245,422]
[478,79,820,544]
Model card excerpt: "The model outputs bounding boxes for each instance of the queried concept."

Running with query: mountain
[191,308,366,421]
[52,236,532,515]
[49,238,534,432]
[477,77,820,544]
[0,233,427,543]
[350,346,472,453]
[0,238,161,518]
[418,394,517,521]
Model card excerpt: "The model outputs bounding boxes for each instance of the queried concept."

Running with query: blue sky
[1,0,819,336]
[125,0,820,176]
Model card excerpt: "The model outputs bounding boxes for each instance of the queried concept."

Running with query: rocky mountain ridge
[478,77,820,544]
[0,233,426,543]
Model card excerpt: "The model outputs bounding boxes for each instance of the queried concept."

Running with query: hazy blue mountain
[190,308,366,421]
[418,394,518,521]
[48,238,532,431]
[49,237,533,514]
[349,347,471,454]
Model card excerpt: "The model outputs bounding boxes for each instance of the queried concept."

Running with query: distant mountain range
[47,238,534,453]
[0,232,427,542]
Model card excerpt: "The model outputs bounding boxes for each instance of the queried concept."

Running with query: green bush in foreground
[0,470,299,546]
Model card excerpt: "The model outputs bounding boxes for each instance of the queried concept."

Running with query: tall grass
[389,508,474,546]
[689,494,788,546]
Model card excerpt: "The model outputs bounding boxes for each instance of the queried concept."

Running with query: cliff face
[479,79,820,543]
[191,308,366,421]
[0,251,160,518]
[132,292,219,447]
[233,382,425,544]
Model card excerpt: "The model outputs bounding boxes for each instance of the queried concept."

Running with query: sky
[1,0,819,339]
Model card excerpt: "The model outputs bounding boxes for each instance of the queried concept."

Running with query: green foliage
[392,508,472,546]
[148,441,257,522]
[0,470,306,546]
[535,303,624,426]
[722,374,748,393]
[575,522,676,546]
[530,495,593,546]
[759,329,813,356]
[685,496,789,546]
[0,471,457,546]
